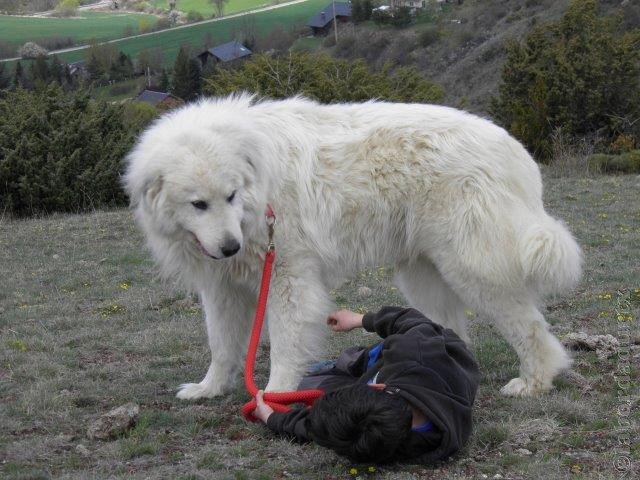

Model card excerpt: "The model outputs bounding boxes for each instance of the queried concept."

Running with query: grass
[0,11,157,50]
[151,0,276,17]
[5,0,326,67]
[0,172,639,479]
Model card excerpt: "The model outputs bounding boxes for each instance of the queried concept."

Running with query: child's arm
[326,309,364,332]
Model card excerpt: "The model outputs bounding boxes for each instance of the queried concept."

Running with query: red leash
[241,206,324,422]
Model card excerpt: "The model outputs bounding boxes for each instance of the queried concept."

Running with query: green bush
[203,52,443,104]
[491,0,640,161]
[0,86,154,217]
[587,151,640,174]
[187,10,204,22]
[418,26,440,47]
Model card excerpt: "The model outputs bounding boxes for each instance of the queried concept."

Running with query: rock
[562,332,619,360]
[75,444,91,456]
[86,403,139,440]
[515,448,532,456]
[357,286,372,298]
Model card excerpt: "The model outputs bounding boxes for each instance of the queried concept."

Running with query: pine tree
[86,54,103,83]
[351,0,364,23]
[31,55,50,86]
[13,61,26,89]
[171,46,201,101]
[158,68,170,92]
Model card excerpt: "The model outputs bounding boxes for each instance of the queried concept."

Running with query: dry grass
[0,173,639,479]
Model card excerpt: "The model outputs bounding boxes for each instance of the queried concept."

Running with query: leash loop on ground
[242,205,323,422]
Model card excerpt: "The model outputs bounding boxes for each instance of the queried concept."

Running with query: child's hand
[326,309,364,332]
[253,390,274,423]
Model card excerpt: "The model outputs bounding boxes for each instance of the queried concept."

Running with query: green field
[51,0,325,66]
[0,11,157,50]
[151,0,275,17]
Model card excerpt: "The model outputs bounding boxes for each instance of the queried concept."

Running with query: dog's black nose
[221,239,240,257]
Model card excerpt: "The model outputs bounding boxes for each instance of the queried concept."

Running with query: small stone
[52,254,60,260]
[357,286,372,298]
[76,444,90,456]
[493,475,503,479]
[515,448,532,456]
[86,403,139,440]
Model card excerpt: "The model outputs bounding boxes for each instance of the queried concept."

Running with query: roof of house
[307,2,352,28]
[136,90,174,105]
[201,40,252,62]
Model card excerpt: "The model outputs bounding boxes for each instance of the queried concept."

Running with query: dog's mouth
[190,233,219,259]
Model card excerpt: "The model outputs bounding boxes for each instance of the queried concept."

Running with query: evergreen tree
[171,46,201,101]
[362,0,373,20]
[86,54,103,83]
[13,61,26,89]
[491,0,640,159]
[0,64,10,90]
[31,55,50,86]
[158,68,170,92]
[49,55,65,85]
[351,0,364,23]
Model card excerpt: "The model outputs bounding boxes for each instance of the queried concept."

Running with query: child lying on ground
[252,306,480,464]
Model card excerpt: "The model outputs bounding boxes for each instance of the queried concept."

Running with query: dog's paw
[500,377,549,397]
[176,382,222,400]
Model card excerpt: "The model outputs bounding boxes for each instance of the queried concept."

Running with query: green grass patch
[48,0,327,66]
[0,11,156,51]
[151,0,275,17]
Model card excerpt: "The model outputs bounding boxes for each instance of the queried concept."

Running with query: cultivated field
[150,0,275,17]
[1,0,326,65]
[0,172,638,479]
[0,11,157,51]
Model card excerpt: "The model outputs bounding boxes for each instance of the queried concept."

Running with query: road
[0,0,309,63]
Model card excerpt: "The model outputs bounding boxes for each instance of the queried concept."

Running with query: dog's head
[124,99,269,261]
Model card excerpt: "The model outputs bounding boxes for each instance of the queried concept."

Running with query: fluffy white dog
[124,95,582,399]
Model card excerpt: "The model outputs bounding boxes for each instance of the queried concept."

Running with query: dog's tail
[518,215,583,296]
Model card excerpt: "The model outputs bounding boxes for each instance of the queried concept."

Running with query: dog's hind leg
[479,294,571,396]
[176,282,255,400]
[395,258,470,343]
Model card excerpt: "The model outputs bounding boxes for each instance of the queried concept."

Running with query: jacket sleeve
[362,306,441,338]
[265,407,312,443]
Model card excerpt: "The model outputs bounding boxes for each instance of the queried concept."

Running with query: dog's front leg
[176,281,255,400]
[264,268,333,392]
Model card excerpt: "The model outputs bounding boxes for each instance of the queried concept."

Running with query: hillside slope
[330,0,639,115]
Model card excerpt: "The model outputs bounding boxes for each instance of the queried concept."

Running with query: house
[391,0,426,11]
[135,90,183,110]
[197,40,252,66]
[307,2,352,36]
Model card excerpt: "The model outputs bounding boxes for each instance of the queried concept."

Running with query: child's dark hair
[305,383,412,463]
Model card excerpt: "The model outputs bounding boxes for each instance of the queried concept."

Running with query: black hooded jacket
[265,307,480,464]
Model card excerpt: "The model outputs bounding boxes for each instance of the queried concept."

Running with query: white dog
[124,95,582,399]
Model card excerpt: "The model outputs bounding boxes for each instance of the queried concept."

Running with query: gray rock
[357,286,372,298]
[76,444,91,456]
[86,403,139,440]
[515,448,532,456]
[562,332,619,360]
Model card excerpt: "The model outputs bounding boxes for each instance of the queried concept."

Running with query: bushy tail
[518,216,583,296]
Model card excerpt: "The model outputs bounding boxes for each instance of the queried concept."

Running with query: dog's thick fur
[124,95,582,399]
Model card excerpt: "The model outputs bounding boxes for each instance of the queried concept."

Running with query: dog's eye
[191,200,208,211]
[226,191,236,203]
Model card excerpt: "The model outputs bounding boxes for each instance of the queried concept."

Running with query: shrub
[187,10,204,22]
[491,0,640,160]
[203,52,443,104]
[418,26,440,47]
[0,86,154,217]
[19,42,48,59]
[54,0,79,17]
[587,151,640,174]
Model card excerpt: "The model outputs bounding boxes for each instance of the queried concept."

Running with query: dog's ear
[142,175,164,211]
